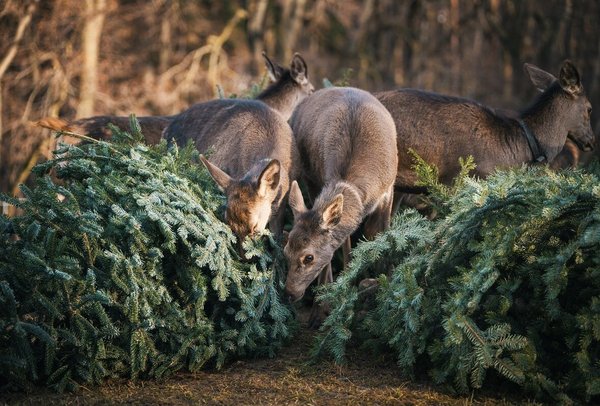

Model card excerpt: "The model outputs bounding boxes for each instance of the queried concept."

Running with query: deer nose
[284,288,301,304]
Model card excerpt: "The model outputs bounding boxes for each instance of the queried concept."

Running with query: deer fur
[375,60,594,195]
[284,87,398,326]
[161,53,313,242]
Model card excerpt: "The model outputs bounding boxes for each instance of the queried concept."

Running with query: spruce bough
[0,117,292,392]
[315,162,600,403]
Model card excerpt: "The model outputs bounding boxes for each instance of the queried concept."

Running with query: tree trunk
[247,0,269,75]
[0,2,35,171]
[159,0,174,73]
[77,0,107,118]
[450,0,460,94]
[283,0,306,61]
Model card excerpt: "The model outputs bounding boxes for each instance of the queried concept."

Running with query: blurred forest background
[1,0,599,197]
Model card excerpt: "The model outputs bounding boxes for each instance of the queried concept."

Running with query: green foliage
[0,117,292,392]
[315,163,600,403]
[408,148,477,215]
[225,73,270,99]
[323,68,354,88]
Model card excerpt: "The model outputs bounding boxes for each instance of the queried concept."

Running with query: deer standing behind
[285,87,398,327]
[375,60,594,204]
[162,53,313,242]
[38,52,314,145]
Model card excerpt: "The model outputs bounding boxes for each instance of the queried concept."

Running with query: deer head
[259,52,314,120]
[525,60,594,151]
[200,155,281,242]
[283,181,349,302]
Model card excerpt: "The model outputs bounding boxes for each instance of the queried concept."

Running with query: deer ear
[559,60,583,96]
[288,180,307,218]
[200,155,232,191]
[290,53,308,85]
[320,193,343,229]
[262,52,284,82]
[256,159,281,198]
[524,63,557,92]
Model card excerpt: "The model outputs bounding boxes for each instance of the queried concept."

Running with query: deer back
[290,87,398,211]
[36,116,172,145]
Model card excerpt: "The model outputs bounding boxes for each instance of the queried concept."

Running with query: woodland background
[1,0,600,196]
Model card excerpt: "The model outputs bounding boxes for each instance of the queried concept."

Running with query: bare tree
[247,0,269,74]
[0,1,36,168]
[77,0,107,117]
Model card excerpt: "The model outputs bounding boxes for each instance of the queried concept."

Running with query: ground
[0,310,540,405]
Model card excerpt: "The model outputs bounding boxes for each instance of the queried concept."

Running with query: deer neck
[257,84,300,121]
[519,88,570,163]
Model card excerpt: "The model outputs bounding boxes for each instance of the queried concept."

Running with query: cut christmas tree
[315,160,600,403]
[0,116,293,392]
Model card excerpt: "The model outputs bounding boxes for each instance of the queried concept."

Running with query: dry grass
[0,309,541,406]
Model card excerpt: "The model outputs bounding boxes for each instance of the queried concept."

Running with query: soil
[0,310,540,406]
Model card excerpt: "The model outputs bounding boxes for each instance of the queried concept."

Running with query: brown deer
[284,87,398,326]
[38,52,314,144]
[375,60,594,199]
[36,115,172,144]
[161,53,313,242]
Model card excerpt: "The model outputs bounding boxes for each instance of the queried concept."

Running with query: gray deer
[39,52,313,144]
[284,87,398,327]
[162,53,313,242]
[375,60,594,200]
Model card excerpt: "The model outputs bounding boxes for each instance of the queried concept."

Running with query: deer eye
[587,106,592,115]
[303,255,314,265]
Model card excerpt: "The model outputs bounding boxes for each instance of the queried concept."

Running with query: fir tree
[315,159,600,403]
[0,116,293,392]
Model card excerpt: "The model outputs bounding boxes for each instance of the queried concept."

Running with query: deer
[37,52,314,144]
[283,87,398,327]
[161,53,313,243]
[374,60,594,210]
[36,115,173,145]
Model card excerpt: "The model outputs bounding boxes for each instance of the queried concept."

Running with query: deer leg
[342,237,351,272]
[362,189,394,276]
[308,263,333,329]
[268,200,286,241]
[363,188,393,240]
[391,187,404,215]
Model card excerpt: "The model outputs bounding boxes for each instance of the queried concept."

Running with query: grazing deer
[375,60,594,199]
[162,53,313,242]
[284,87,398,326]
[38,52,314,144]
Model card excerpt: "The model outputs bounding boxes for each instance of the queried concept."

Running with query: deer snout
[284,285,304,304]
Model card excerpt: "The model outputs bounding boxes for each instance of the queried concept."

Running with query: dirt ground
[0,311,540,406]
